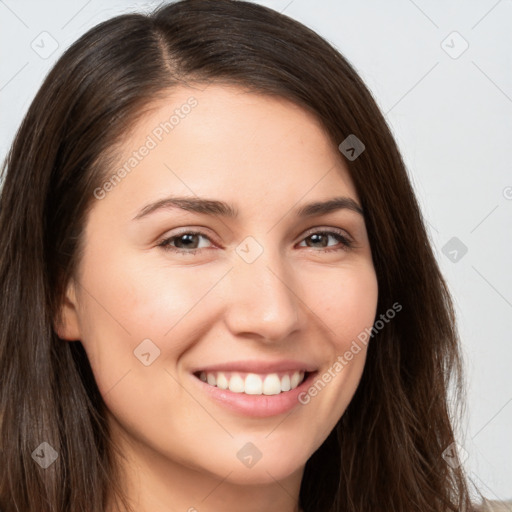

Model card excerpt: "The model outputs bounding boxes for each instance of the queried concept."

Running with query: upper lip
[191,360,318,374]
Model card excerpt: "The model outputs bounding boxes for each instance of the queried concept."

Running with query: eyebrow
[132,195,364,221]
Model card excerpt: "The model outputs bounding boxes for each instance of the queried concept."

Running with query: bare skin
[56,84,378,512]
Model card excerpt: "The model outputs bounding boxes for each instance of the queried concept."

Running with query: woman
[0,0,483,510]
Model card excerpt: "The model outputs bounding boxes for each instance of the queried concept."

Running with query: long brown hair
[0,1,480,510]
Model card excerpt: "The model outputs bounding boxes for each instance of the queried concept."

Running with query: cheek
[313,262,379,345]
[117,261,232,352]
[297,263,377,433]
[75,252,228,388]
[82,242,213,337]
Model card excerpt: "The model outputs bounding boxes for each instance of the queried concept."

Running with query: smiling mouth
[193,370,312,395]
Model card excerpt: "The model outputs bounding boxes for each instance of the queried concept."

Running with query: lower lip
[190,371,318,418]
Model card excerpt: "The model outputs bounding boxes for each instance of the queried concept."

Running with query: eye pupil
[308,233,328,248]
[176,233,198,249]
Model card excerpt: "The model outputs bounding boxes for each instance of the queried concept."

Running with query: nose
[222,244,301,344]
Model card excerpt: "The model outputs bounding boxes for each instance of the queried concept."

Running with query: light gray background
[1,0,511,503]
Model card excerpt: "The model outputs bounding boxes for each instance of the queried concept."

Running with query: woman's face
[57,84,378,489]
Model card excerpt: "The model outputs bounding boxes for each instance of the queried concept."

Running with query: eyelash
[157,228,353,255]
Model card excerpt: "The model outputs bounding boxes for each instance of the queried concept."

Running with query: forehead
[95,83,358,218]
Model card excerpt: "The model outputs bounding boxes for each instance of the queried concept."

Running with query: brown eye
[298,230,353,253]
[158,231,213,255]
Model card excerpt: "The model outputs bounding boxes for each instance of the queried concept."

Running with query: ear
[54,279,82,341]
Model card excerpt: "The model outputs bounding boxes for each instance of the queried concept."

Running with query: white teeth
[281,374,291,392]
[244,373,263,395]
[291,372,301,388]
[197,370,306,395]
[228,374,245,393]
[216,372,229,390]
[262,373,281,395]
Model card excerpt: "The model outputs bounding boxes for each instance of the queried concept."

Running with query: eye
[157,230,214,255]
[297,229,353,253]
[157,227,353,256]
